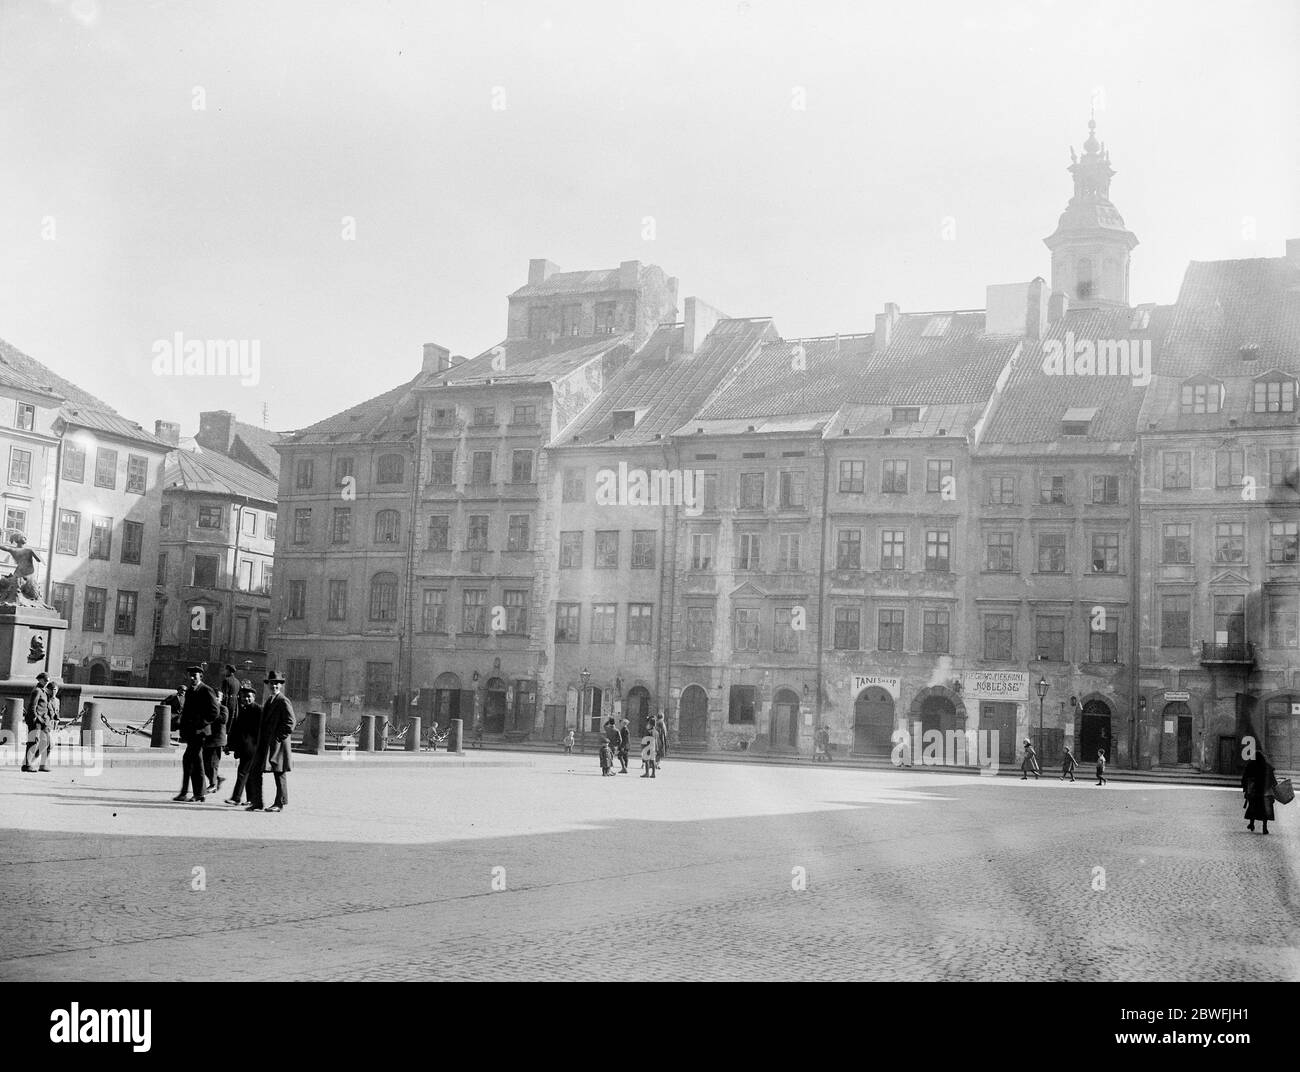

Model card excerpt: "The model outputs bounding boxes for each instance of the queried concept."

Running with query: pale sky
[2,0,1297,435]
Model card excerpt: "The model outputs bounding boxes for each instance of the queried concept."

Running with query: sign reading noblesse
[1164,691,1190,702]
[851,675,900,699]
[962,670,1030,702]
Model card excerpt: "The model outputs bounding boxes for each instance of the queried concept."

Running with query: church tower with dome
[1043,116,1139,308]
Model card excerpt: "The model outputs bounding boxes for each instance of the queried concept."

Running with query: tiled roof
[1138,256,1300,434]
[979,304,1173,451]
[823,403,983,440]
[281,377,422,446]
[164,448,278,503]
[696,334,873,418]
[699,311,1021,419]
[1158,257,1300,377]
[429,333,633,388]
[0,336,115,410]
[228,420,285,477]
[556,318,779,448]
[509,268,623,298]
[673,414,832,438]
[59,406,175,450]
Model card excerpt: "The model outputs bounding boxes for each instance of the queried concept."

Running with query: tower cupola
[1043,116,1139,308]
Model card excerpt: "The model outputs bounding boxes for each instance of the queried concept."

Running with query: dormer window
[1180,379,1223,415]
[1129,306,1152,331]
[891,406,922,423]
[1061,407,1096,436]
[1240,344,1259,362]
[920,317,950,339]
[612,409,640,433]
[1253,372,1297,414]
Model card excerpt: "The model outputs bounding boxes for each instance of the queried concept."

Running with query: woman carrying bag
[1242,749,1282,835]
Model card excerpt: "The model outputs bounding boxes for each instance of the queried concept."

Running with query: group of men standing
[172,663,296,811]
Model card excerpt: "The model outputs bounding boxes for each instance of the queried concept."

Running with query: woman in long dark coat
[1241,750,1278,834]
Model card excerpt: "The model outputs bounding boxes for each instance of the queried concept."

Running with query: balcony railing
[1199,641,1255,665]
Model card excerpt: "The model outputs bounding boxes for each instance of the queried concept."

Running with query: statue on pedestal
[0,533,46,605]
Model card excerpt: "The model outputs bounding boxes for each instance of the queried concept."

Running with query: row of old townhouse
[0,327,282,693]
[265,119,1299,775]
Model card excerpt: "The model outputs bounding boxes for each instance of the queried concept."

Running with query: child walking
[640,729,657,778]
[1061,746,1077,782]
[563,728,574,755]
[1095,749,1107,786]
[599,739,613,776]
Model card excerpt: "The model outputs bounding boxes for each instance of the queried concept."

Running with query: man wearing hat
[247,671,295,812]
[224,680,262,806]
[21,672,52,772]
[174,665,219,802]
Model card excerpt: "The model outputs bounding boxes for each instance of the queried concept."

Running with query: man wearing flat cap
[174,665,219,802]
[247,670,295,812]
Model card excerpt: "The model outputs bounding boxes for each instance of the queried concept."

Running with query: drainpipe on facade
[46,431,64,607]
[1129,442,1142,770]
[814,435,830,740]
[659,438,677,739]
[403,409,423,711]
[227,499,246,670]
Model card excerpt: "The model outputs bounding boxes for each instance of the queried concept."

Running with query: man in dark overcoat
[174,665,218,802]
[247,670,295,812]
[224,681,261,806]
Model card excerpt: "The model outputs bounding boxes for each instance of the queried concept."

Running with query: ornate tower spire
[1043,116,1138,307]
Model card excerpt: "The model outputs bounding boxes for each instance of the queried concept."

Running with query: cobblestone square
[2,755,1297,981]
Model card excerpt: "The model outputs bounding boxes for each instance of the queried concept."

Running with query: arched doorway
[1080,698,1113,765]
[627,685,652,735]
[920,695,958,737]
[679,685,708,743]
[770,688,800,749]
[1163,701,1192,764]
[432,672,461,728]
[1265,693,1300,772]
[484,677,507,734]
[853,687,895,756]
[88,662,107,686]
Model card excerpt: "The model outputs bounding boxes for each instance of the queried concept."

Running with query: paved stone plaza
[1,754,1297,981]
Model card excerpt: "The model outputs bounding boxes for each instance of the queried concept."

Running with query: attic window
[1129,307,1152,331]
[1253,373,1297,414]
[1240,345,1259,362]
[921,316,951,338]
[891,406,922,423]
[1179,380,1223,415]
[611,409,639,433]
[1061,407,1097,436]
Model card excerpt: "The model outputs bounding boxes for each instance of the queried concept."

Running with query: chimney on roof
[875,302,900,348]
[1287,238,1300,267]
[618,260,641,290]
[985,280,1048,338]
[1048,291,1069,324]
[683,296,726,356]
[422,342,451,374]
[196,411,234,455]
[528,259,560,286]
[154,419,180,447]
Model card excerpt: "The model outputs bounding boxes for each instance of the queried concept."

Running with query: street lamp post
[1036,676,1049,762]
[579,667,591,753]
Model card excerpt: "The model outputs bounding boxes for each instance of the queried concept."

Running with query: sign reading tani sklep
[851,675,900,699]
[962,670,1030,702]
